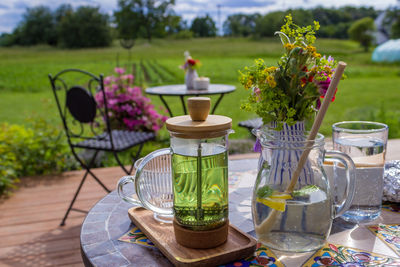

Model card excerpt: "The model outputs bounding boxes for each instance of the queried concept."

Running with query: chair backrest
[48,69,113,146]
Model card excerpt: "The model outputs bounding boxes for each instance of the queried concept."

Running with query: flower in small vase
[95,67,167,132]
[239,14,343,130]
[180,51,201,71]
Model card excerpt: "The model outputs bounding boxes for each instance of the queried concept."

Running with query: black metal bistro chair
[49,69,155,226]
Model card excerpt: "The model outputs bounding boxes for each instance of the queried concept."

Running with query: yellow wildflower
[263,66,277,74]
[324,66,333,74]
[313,52,321,58]
[266,75,277,88]
[245,77,253,89]
[306,45,316,53]
[284,43,294,50]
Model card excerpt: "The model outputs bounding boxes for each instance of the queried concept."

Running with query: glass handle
[135,148,174,216]
[117,176,141,206]
[324,150,356,218]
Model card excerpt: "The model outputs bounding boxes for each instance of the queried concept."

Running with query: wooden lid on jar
[166,97,232,139]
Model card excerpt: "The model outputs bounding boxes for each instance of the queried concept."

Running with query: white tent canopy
[372,39,400,62]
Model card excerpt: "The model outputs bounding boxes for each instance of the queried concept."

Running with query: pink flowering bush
[95,67,167,132]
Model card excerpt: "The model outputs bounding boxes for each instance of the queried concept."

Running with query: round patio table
[80,158,400,266]
[145,84,235,117]
[79,157,257,267]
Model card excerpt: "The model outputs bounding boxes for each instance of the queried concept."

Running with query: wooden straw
[255,61,347,237]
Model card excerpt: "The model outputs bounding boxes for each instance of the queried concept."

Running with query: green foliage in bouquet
[239,14,340,129]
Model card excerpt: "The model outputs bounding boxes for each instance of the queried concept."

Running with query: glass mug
[332,121,388,223]
[118,150,173,223]
[252,128,356,252]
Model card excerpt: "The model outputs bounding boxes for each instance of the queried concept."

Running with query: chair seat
[238,118,263,131]
[74,130,156,152]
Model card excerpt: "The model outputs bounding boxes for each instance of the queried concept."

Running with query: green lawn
[1,37,399,140]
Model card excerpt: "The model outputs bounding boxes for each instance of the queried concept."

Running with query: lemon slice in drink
[270,192,292,199]
[256,192,292,212]
[256,197,286,212]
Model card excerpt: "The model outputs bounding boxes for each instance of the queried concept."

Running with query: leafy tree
[191,15,217,37]
[165,15,193,39]
[348,17,376,52]
[114,0,142,40]
[254,9,312,38]
[223,14,260,37]
[54,4,73,24]
[313,6,377,39]
[165,15,185,34]
[383,8,400,38]
[114,0,175,42]
[391,19,400,38]
[254,11,285,37]
[0,33,15,47]
[12,6,57,46]
[58,6,112,48]
[289,9,314,26]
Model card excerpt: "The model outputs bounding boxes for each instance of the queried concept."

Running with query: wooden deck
[0,166,127,267]
[0,153,258,267]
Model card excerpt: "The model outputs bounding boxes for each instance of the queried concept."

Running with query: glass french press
[118,97,233,248]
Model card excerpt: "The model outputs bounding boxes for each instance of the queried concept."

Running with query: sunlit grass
[0,37,399,141]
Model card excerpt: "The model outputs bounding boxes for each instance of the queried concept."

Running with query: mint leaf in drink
[292,185,319,198]
[257,185,274,198]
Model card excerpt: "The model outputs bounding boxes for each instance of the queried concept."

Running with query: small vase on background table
[185,68,198,89]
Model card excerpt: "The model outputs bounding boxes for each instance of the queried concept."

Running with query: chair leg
[60,149,110,226]
[60,170,90,226]
[71,149,111,192]
[129,142,145,174]
[113,151,130,175]
[113,142,145,175]
[87,169,111,193]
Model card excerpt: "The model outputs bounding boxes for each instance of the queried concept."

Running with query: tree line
[224,7,379,39]
[0,0,399,48]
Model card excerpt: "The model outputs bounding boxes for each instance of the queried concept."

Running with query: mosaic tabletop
[80,158,400,267]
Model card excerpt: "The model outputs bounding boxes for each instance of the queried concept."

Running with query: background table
[80,158,399,266]
[145,84,235,117]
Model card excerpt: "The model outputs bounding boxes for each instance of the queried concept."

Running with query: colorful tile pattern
[220,243,285,267]
[118,226,155,247]
[120,225,285,267]
[368,224,400,257]
[302,243,400,266]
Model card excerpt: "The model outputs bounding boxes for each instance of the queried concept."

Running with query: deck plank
[0,165,125,267]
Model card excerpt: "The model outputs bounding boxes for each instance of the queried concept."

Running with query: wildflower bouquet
[95,67,167,132]
[239,14,340,129]
[180,51,201,71]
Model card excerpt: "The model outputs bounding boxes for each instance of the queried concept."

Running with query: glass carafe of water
[118,97,233,248]
[252,128,356,253]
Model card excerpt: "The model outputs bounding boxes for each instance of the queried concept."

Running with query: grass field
[1,37,399,140]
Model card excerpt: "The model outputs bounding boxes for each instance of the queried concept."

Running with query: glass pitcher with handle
[118,97,233,248]
[252,128,356,253]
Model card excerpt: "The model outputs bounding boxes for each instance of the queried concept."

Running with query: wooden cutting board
[128,207,257,267]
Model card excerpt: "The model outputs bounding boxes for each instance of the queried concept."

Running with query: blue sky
[0,0,398,34]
